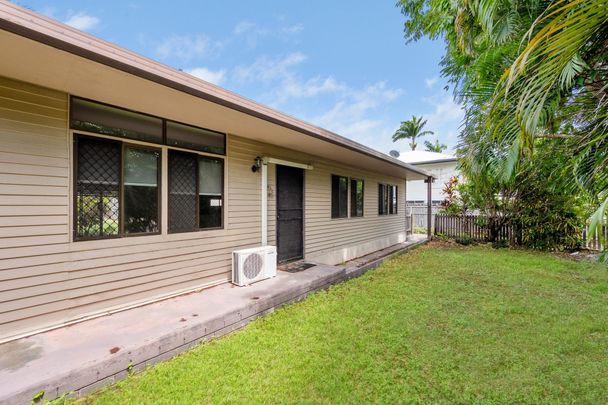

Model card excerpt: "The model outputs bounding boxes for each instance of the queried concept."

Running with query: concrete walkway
[0,235,427,404]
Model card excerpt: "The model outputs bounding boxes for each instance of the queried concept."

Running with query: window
[70,97,226,155]
[166,121,226,155]
[350,178,364,217]
[71,98,163,144]
[378,183,397,215]
[389,185,398,214]
[123,146,160,234]
[378,184,388,215]
[169,150,224,232]
[198,157,223,229]
[331,175,348,218]
[74,136,160,240]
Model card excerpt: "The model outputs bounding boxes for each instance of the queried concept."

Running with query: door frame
[275,164,305,263]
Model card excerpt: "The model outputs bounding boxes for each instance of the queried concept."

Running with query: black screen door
[276,165,304,263]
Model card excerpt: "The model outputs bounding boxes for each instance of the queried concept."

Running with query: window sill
[168,226,224,234]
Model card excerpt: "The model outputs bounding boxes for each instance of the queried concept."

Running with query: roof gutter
[410,158,458,165]
[0,3,431,179]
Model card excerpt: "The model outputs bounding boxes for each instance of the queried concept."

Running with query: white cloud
[424,94,464,129]
[233,21,256,35]
[186,67,227,85]
[282,24,304,34]
[232,19,303,49]
[155,35,220,62]
[232,52,403,148]
[64,12,99,31]
[233,53,348,106]
[232,21,270,48]
[233,52,307,83]
[280,76,345,100]
[311,82,403,146]
[425,76,439,89]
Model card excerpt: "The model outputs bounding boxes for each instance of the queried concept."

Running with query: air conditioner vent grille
[243,253,263,279]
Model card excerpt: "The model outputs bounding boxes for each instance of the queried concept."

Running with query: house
[399,150,459,207]
[0,3,431,343]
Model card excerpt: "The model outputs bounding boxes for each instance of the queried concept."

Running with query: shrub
[492,239,509,249]
[512,143,585,251]
[455,236,474,246]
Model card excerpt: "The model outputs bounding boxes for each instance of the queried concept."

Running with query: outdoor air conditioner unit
[232,246,277,286]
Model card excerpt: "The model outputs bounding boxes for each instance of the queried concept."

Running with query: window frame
[73,133,162,241]
[121,142,162,237]
[389,184,398,215]
[378,183,386,215]
[378,183,398,216]
[331,174,349,219]
[350,178,364,218]
[168,149,225,234]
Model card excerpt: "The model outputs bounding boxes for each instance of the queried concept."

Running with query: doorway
[276,165,304,262]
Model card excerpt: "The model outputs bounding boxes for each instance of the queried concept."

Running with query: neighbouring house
[0,3,431,343]
[399,150,459,207]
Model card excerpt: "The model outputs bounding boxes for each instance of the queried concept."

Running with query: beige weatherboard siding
[0,2,430,342]
[0,77,409,342]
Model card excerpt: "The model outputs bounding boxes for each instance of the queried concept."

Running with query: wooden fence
[434,214,515,242]
[435,214,607,250]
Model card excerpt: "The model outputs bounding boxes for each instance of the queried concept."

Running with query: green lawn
[76,244,608,404]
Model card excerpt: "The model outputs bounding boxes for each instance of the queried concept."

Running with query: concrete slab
[0,236,427,404]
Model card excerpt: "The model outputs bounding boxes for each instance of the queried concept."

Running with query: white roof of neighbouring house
[398,150,457,165]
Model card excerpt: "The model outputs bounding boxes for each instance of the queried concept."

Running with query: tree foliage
[398,0,608,256]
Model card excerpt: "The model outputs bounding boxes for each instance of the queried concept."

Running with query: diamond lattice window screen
[169,151,198,232]
[75,137,120,239]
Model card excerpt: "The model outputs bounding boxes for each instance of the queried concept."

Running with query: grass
[74,244,608,404]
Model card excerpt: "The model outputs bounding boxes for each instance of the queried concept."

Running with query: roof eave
[0,2,432,180]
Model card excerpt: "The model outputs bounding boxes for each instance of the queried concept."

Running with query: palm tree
[400,0,608,256]
[486,0,608,247]
[392,115,434,150]
[424,139,447,153]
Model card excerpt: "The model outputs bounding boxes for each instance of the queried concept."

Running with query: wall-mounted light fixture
[252,156,262,173]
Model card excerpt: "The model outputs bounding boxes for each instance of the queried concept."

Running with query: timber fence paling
[436,214,608,246]
[434,214,518,242]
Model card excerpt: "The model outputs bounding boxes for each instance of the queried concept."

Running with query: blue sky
[19,0,463,155]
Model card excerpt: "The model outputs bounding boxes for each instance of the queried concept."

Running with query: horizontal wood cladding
[228,135,406,261]
[0,75,408,342]
[0,77,257,341]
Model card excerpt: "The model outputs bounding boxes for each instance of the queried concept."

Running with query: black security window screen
[350,178,364,217]
[169,150,224,233]
[331,175,348,218]
[74,135,160,240]
[75,137,120,239]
